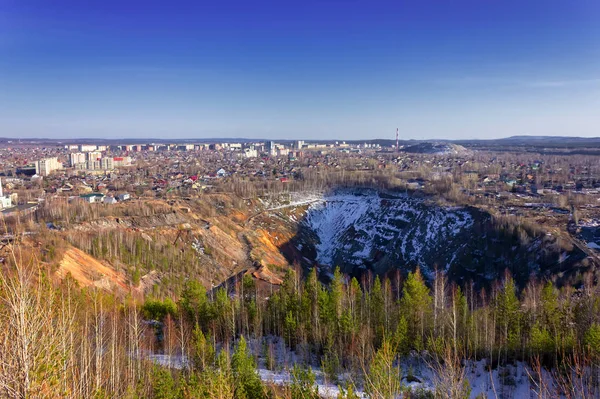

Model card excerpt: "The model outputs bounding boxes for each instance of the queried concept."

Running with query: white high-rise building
[0,178,11,209]
[35,157,63,176]
[243,148,258,158]
[100,157,114,170]
[113,156,132,167]
[86,151,102,163]
[70,152,86,167]
[78,144,97,152]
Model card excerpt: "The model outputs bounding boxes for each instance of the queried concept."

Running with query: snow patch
[297,190,473,270]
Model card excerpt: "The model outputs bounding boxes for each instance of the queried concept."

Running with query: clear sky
[1,0,599,140]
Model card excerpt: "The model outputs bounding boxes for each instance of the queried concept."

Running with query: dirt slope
[54,195,302,292]
[56,247,130,291]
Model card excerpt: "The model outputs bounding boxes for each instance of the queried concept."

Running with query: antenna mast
[396,128,399,152]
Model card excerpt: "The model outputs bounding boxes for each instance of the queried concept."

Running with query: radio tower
[396,128,399,152]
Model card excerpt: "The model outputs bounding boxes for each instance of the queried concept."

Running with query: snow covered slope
[276,188,588,285]
[301,190,472,276]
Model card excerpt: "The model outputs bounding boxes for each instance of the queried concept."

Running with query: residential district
[2,138,600,242]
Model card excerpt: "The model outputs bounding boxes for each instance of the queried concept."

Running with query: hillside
[44,194,296,294]
[271,189,592,286]
[36,187,597,295]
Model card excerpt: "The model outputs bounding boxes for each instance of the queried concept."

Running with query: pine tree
[301,267,319,344]
[151,366,176,399]
[400,268,432,350]
[365,339,402,399]
[584,323,600,358]
[330,267,344,326]
[529,323,553,358]
[494,272,521,357]
[337,382,361,399]
[393,316,409,357]
[203,351,234,399]
[180,280,210,327]
[369,276,385,347]
[450,284,468,354]
[214,288,234,343]
[231,336,265,399]
[176,372,204,399]
[191,323,215,371]
[541,281,560,348]
[290,365,319,399]
[284,310,298,348]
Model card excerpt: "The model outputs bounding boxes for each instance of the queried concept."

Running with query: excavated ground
[46,189,596,293]
[52,194,300,293]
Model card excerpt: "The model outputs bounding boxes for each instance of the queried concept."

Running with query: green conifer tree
[231,336,265,399]
[290,365,319,399]
[151,366,176,399]
[400,268,432,350]
[365,339,402,399]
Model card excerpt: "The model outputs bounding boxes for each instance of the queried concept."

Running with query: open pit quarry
[50,188,592,293]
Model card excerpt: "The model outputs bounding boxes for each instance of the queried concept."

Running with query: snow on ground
[293,189,473,269]
[147,350,559,399]
[587,242,600,249]
[147,353,188,369]
[258,368,367,398]
[146,335,559,399]
[263,191,325,210]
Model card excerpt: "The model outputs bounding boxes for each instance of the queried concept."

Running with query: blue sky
[1,0,599,140]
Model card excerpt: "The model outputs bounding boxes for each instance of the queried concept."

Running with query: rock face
[277,189,589,286]
[301,191,472,275]
[52,190,593,293]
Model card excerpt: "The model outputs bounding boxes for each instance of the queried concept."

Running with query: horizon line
[2,134,600,143]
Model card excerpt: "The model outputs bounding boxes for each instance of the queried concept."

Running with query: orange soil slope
[56,247,129,291]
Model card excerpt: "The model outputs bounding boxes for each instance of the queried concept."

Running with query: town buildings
[0,178,12,209]
[70,152,86,167]
[35,157,63,176]
[78,144,97,152]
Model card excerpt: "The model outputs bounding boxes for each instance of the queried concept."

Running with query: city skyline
[1,0,599,140]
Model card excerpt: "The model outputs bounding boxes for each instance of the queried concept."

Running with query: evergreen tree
[176,372,204,399]
[494,272,521,356]
[231,336,265,399]
[365,339,402,399]
[191,323,215,371]
[393,316,409,357]
[214,288,234,342]
[337,382,361,399]
[151,366,176,399]
[400,268,432,350]
[290,364,319,399]
[541,281,559,331]
[301,267,319,344]
[584,323,600,358]
[369,276,385,347]
[180,280,210,327]
[203,351,235,399]
[330,267,344,326]
[284,310,298,348]
[529,323,553,358]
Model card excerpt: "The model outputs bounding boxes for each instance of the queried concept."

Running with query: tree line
[1,242,600,398]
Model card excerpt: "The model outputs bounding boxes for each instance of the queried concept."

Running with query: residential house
[80,193,105,203]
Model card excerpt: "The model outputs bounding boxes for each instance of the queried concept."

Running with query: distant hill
[2,135,600,149]
[502,135,600,141]
[402,142,470,155]
[455,135,600,150]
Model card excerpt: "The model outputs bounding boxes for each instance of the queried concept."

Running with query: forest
[1,243,599,399]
